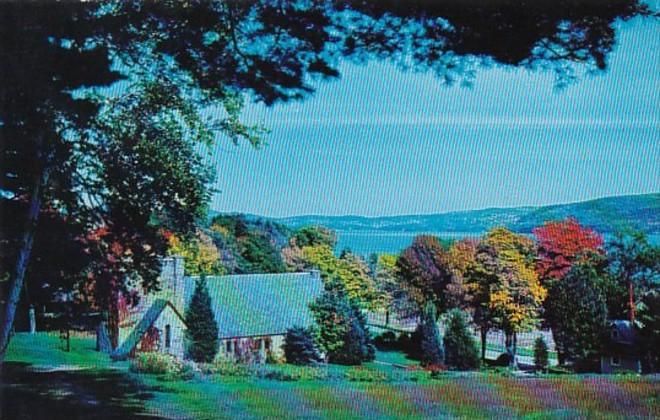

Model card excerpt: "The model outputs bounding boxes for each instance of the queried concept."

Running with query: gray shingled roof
[185,272,323,339]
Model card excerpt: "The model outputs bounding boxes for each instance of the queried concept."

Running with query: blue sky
[208,17,659,217]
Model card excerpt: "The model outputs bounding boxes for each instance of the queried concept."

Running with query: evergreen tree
[309,286,375,365]
[534,336,550,372]
[444,309,480,370]
[419,302,444,367]
[185,276,219,363]
[283,326,322,365]
[546,262,608,370]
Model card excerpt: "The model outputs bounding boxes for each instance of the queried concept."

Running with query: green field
[2,333,658,419]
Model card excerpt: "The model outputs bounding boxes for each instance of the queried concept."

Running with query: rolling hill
[269,193,659,235]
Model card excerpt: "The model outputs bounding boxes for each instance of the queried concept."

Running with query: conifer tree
[444,309,480,370]
[185,276,219,363]
[534,336,550,372]
[309,285,375,365]
[419,302,444,367]
[283,326,321,365]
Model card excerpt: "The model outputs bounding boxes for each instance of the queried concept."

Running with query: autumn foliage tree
[299,245,380,310]
[396,235,452,315]
[533,218,604,287]
[468,228,546,366]
[533,219,605,363]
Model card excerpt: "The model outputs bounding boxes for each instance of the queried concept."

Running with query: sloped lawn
[2,333,658,419]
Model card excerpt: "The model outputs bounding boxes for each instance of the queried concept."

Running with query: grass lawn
[2,332,658,419]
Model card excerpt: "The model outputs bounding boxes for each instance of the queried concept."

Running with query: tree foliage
[397,235,452,314]
[444,309,480,370]
[546,261,608,368]
[419,302,444,367]
[283,326,322,366]
[292,226,337,249]
[301,245,380,309]
[637,289,660,372]
[606,230,660,320]
[184,276,219,363]
[466,228,546,364]
[533,218,604,286]
[534,336,550,371]
[445,238,479,311]
[208,215,289,274]
[309,288,375,365]
[166,230,225,276]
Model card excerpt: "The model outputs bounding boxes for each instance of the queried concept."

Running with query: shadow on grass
[0,362,172,419]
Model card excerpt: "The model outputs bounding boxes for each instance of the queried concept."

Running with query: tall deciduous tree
[397,235,452,314]
[533,218,604,287]
[445,238,479,311]
[468,228,546,366]
[546,261,608,370]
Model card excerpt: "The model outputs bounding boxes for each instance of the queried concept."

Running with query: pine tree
[420,302,444,367]
[283,326,321,365]
[185,276,219,363]
[444,309,480,370]
[534,336,549,372]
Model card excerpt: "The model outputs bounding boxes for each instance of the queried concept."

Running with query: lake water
[335,231,482,256]
[336,231,660,257]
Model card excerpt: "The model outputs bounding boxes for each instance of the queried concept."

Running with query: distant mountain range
[259,193,659,235]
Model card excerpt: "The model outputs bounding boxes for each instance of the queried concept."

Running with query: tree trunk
[0,165,49,363]
[107,294,119,350]
[480,328,487,361]
[96,320,112,353]
[628,280,635,322]
[29,306,36,334]
[505,331,517,368]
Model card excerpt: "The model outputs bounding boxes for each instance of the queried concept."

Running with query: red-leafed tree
[533,218,604,287]
[533,218,605,364]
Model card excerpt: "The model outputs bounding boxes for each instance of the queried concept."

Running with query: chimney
[160,256,186,309]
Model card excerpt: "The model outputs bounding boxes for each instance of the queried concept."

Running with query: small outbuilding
[600,320,641,374]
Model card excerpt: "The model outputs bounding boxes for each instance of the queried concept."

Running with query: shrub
[130,352,195,380]
[344,366,389,382]
[443,310,480,370]
[185,276,219,363]
[494,353,512,367]
[262,365,329,381]
[534,336,549,371]
[201,361,256,377]
[283,326,322,365]
[373,331,398,350]
[400,329,422,360]
[199,361,328,381]
[130,352,171,374]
